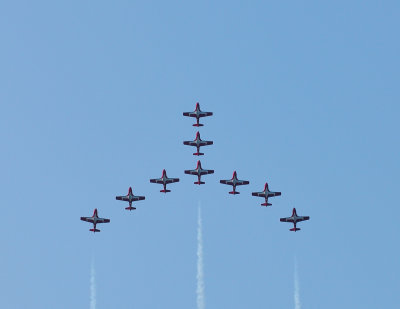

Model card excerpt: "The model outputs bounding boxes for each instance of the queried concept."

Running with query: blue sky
[1,1,399,308]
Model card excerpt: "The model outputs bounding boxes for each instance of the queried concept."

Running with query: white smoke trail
[90,258,96,309]
[294,258,301,309]
[197,204,205,309]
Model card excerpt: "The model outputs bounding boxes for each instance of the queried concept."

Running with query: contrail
[90,257,96,309]
[294,257,301,309]
[197,204,205,309]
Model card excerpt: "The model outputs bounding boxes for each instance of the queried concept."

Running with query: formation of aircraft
[183,131,213,156]
[184,160,214,185]
[183,102,213,127]
[81,102,310,233]
[80,208,110,233]
[150,169,180,193]
[220,171,250,194]
[115,187,145,210]
[252,182,281,206]
[280,208,310,232]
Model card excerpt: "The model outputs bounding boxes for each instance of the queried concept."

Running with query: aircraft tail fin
[193,123,204,127]
[229,191,240,195]
[125,206,137,211]
[261,202,272,206]
[160,189,171,193]
[193,152,204,156]
[290,227,301,232]
[194,181,205,185]
[90,228,100,233]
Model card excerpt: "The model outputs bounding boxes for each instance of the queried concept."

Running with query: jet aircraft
[115,187,145,210]
[220,171,249,194]
[183,131,213,156]
[252,182,282,206]
[150,169,180,193]
[80,208,110,233]
[183,102,213,127]
[280,208,310,232]
[184,160,214,185]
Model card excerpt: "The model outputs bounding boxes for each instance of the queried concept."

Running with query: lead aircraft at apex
[183,102,213,127]
[115,187,145,210]
[80,208,110,233]
[184,160,214,185]
[220,171,250,194]
[150,169,180,193]
[280,208,310,231]
[252,182,282,206]
[183,131,213,156]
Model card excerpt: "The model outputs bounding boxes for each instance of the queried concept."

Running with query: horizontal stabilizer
[160,189,171,193]
[193,152,204,156]
[90,228,100,233]
[193,123,204,127]
[290,227,301,232]
[261,202,272,206]
[194,181,205,185]
[125,206,137,211]
[229,191,240,195]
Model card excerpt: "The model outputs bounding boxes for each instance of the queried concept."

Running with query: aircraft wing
[269,191,282,197]
[183,141,213,147]
[80,217,94,223]
[97,218,110,224]
[116,196,129,201]
[297,216,310,222]
[183,141,197,146]
[184,169,198,175]
[165,178,180,184]
[200,169,214,175]
[220,179,234,185]
[182,111,213,118]
[280,217,294,223]
[150,178,164,184]
[199,141,213,146]
[199,111,213,117]
[183,112,196,117]
[132,196,145,201]
[252,191,266,197]
[236,180,250,186]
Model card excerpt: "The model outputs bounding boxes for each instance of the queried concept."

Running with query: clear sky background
[0,1,399,308]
